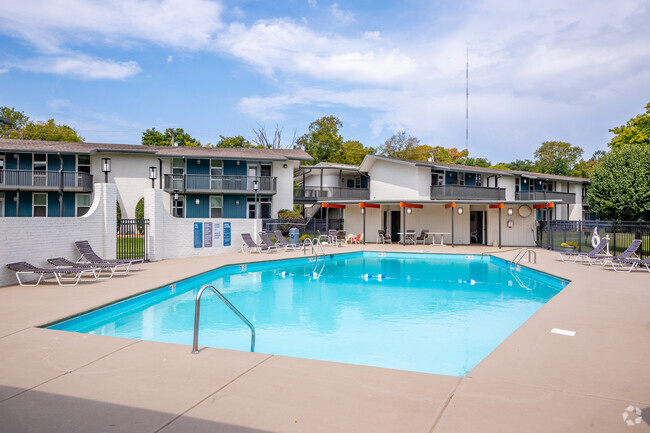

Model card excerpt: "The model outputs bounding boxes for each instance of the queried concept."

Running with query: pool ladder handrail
[511,248,537,269]
[303,237,325,256]
[192,284,255,354]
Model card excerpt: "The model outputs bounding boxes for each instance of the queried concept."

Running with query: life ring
[591,228,600,248]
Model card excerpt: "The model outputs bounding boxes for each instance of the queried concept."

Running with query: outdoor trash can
[289,228,300,244]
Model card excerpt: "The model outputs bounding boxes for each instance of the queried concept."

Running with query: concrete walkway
[0,245,648,432]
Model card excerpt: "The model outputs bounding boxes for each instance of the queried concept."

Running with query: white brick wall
[145,188,261,261]
[0,183,117,287]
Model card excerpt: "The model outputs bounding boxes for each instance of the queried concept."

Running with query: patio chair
[48,257,129,279]
[555,237,609,262]
[241,233,277,254]
[274,230,302,250]
[75,240,143,271]
[405,229,416,245]
[258,232,282,253]
[597,239,643,268]
[6,261,100,286]
[415,230,429,244]
[602,255,650,273]
[377,229,392,244]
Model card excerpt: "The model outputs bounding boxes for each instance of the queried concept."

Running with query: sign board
[213,222,222,247]
[193,222,202,248]
[224,222,231,246]
[204,222,212,247]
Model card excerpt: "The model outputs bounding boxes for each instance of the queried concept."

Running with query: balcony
[0,170,93,192]
[430,184,506,200]
[163,174,277,194]
[294,186,370,202]
[516,190,576,204]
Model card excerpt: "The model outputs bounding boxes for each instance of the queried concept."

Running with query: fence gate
[117,219,149,261]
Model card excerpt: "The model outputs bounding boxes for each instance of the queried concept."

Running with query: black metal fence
[262,218,345,236]
[117,219,149,261]
[538,220,650,259]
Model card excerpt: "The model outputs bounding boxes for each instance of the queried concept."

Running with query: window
[247,197,271,219]
[354,176,361,188]
[432,170,444,186]
[76,194,91,216]
[33,154,47,186]
[476,174,482,187]
[77,155,91,173]
[458,172,465,186]
[210,195,222,218]
[0,155,5,185]
[172,194,184,217]
[33,193,47,217]
[172,158,184,190]
[210,160,222,176]
[515,177,520,192]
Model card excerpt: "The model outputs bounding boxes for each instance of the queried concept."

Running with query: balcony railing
[294,186,370,201]
[163,174,277,194]
[430,184,506,200]
[516,190,576,204]
[0,170,93,191]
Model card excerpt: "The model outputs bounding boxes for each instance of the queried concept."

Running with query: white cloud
[330,3,355,25]
[167,55,173,62]
[12,54,141,80]
[0,0,224,52]
[307,0,317,6]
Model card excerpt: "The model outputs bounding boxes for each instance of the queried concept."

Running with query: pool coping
[0,244,648,432]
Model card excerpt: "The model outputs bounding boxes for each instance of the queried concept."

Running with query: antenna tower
[465,48,469,151]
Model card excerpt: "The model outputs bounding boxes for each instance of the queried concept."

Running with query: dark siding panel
[361,176,368,188]
[465,173,476,186]
[6,153,17,170]
[223,194,246,218]
[185,194,209,218]
[19,192,32,217]
[48,192,60,217]
[63,192,76,217]
[4,191,17,216]
[47,155,61,171]
[187,159,209,175]
[19,153,32,170]
[63,155,76,171]
[224,160,246,176]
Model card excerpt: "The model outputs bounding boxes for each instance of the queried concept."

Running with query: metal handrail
[303,237,325,256]
[511,248,537,268]
[192,283,255,354]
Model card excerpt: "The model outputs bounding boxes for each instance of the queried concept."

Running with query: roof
[359,154,590,183]
[0,138,313,161]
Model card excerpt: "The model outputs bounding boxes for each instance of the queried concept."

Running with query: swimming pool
[48,252,568,376]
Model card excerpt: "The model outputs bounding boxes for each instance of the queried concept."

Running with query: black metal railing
[117,219,149,261]
[294,186,370,201]
[163,174,276,193]
[262,218,345,236]
[0,170,93,191]
[430,184,505,200]
[537,220,650,259]
[516,190,576,204]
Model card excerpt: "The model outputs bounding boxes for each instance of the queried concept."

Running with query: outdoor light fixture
[283,163,288,168]
[457,207,463,215]
[406,208,412,215]
[101,158,111,183]
[507,208,513,216]
[197,160,201,165]
[195,198,200,205]
[173,193,178,201]
[361,208,365,215]
[235,199,240,205]
[236,160,241,165]
[253,179,259,219]
[149,166,157,188]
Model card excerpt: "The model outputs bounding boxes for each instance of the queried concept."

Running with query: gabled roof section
[359,154,590,183]
[298,161,360,170]
[0,138,313,161]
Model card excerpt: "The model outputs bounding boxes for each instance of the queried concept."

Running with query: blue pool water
[49,252,568,376]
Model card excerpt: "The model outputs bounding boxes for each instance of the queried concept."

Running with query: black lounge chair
[377,229,392,244]
[598,239,643,268]
[48,257,130,279]
[415,230,429,244]
[274,230,301,250]
[258,231,282,253]
[555,238,609,263]
[75,240,143,271]
[241,233,278,253]
[6,261,99,286]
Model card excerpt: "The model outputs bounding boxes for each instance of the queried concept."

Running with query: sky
[0,0,648,163]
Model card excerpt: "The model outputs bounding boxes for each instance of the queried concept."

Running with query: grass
[539,231,649,257]
[117,235,146,260]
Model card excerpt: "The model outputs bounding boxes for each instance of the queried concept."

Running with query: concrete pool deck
[0,245,648,432]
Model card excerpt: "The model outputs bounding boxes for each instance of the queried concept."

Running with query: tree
[503,159,535,172]
[0,106,83,142]
[338,140,375,165]
[214,135,252,148]
[378,131,421,159]
[456,157,491,168]
[533,141,583,175]
[608,102,650,150]
[587,145,650,221]
[297,116,344,164]
[251,124,296,149]
[141,128,201,147]
[570,150,606,178]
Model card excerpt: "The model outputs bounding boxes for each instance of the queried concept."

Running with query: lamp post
[149,166,157,188]
[253,178,259,219]
[101,158,111,183]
